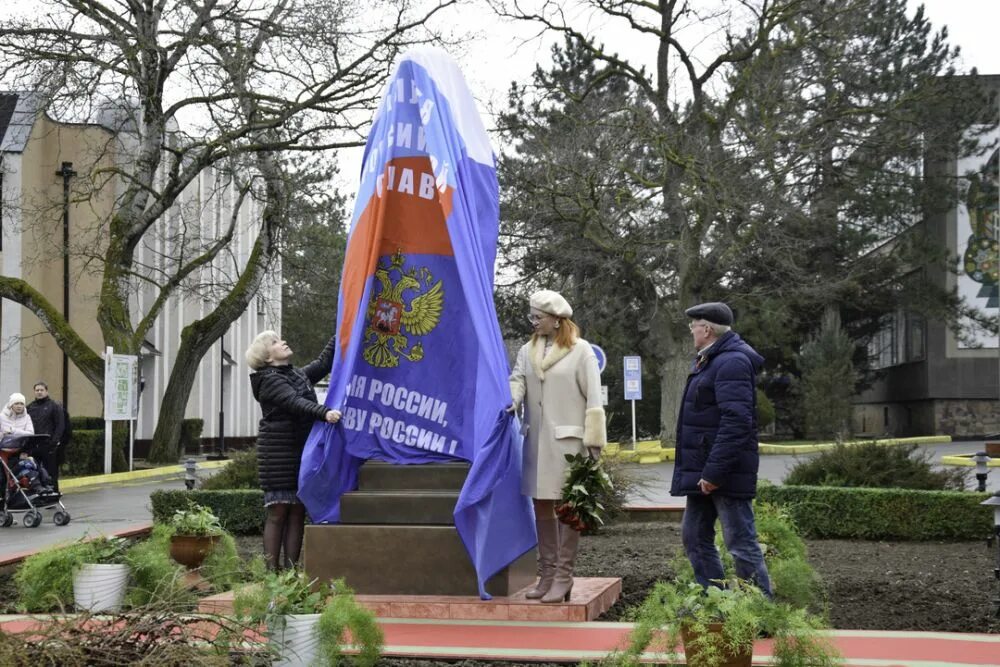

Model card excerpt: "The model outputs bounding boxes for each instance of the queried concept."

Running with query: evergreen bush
[784,442,968,490]
[798,311,857,440]
[200,448,259,490]
[181,418,205,453]
[756,388,776,431]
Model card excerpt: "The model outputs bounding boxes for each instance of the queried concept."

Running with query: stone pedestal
[303,461,536,597]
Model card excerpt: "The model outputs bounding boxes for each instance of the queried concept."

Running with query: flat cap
[530,290,573,318]
[685,302,733,326]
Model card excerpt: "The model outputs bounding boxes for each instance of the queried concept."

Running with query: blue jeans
[682,493,773,597]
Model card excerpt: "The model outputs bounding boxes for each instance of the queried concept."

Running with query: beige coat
[509,337,607,499]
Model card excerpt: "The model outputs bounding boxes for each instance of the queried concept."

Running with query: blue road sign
[591,344,607,374]
[624,355,642,400]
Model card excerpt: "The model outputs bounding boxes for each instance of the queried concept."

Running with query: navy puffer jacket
[670,331,763,498]
[250,339,334,492]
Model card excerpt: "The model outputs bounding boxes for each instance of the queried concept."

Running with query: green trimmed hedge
[63,428,127,475]
[756,484,993,541]
[150,489,265,534]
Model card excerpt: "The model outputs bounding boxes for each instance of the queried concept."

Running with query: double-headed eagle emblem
[363,250,444,368]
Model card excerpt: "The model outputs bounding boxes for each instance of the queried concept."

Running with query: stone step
[340,490,459,525]
[303,524,537,596]
[358,461,470,491]
[198,577,623,622]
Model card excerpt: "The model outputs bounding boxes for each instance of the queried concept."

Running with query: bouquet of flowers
[555,453,614,533]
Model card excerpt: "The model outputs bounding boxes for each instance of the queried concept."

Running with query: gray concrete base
[304,524,536,596]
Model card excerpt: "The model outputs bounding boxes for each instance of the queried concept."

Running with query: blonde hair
[532,318,580,348]
[246,330,280,370]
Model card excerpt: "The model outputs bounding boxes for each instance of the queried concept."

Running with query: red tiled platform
[199,577,622,622]
[1,615,996,665]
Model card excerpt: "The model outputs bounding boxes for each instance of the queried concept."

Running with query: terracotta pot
[169,534,221,569]
[680,622,753,667]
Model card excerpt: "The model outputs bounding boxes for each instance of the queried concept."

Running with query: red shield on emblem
[373,298,403,335]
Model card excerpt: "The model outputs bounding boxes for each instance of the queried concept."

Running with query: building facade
[853,75,1000,438]
[0,92,281,454]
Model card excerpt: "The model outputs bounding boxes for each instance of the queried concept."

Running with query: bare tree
[0,0,455,461]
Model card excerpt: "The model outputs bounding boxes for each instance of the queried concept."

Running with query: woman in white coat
[1,392,35,436]
[508,290,606,603]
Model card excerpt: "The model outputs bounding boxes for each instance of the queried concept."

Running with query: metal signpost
[623,355,642,445]
[592,344,608,405]
[104,347,138,473]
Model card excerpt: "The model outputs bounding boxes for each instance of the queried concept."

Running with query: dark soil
[4,521,997,636]
[575,521,999,634]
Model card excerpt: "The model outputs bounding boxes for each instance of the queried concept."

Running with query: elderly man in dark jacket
[670,302,772,596]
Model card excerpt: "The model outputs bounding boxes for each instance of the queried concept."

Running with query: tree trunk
[658,341,689,445]
[147,151,283,463]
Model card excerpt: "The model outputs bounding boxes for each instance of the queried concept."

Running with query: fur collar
[530,337,573,381]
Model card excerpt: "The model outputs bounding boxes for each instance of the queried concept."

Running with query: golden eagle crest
[363,249,444,368]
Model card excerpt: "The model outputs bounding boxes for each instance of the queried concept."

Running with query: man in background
[26,381,68,492]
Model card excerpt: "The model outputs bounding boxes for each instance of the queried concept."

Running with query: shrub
[181,418,205,453]
[756,389,775,431]
[70,415,105,430]
[757,483,992,540]
[62,428,127,476]
[784,442,968,490]
[150,490,265,534]
[798,310,857,440]
[124,525,193,608]
[200,448,259,490]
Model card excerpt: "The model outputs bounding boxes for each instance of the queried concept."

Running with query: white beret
[529,290,573,318]
[8,392,25,405]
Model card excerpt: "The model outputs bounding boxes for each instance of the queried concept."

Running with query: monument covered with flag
[298,47,535,597]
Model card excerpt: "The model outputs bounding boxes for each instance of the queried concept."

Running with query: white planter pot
[267,613,321,667]
[73,563,130,612]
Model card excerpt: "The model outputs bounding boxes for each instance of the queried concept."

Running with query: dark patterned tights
[263,503,306,570]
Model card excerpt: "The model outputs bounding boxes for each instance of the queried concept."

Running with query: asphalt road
[627,440,1000,507]
[0,476,190,562]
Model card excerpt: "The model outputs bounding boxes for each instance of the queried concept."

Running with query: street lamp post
[55,161,76,410]
[973,451,992,493]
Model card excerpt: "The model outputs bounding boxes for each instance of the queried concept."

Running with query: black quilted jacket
[250,338,334,492]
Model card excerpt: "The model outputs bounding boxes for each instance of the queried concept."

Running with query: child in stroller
[0,432,70,528]
[11,451,53,495]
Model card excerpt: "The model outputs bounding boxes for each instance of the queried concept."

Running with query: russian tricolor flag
[298,47,535,598]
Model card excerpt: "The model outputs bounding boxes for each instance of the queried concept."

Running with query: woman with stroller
[1,393,35,436]
[246,332,339,571]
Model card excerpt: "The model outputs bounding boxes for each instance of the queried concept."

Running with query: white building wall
[0,153,23,393]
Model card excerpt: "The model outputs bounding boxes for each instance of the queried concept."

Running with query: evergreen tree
[495,0,993,441]
[799,311,858,439]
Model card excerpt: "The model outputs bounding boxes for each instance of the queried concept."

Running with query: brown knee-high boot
[541,522,580,603]
[525,517,558,599]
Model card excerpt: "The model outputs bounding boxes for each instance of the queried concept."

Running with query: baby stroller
[0,433,71,528]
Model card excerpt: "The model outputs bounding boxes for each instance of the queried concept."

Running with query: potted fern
[168,503,224,568]
[233,569,383,667]
[624,579,841,667]
[14,536,131,613]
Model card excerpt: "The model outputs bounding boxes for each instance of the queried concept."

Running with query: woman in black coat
[246,331,340,570]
